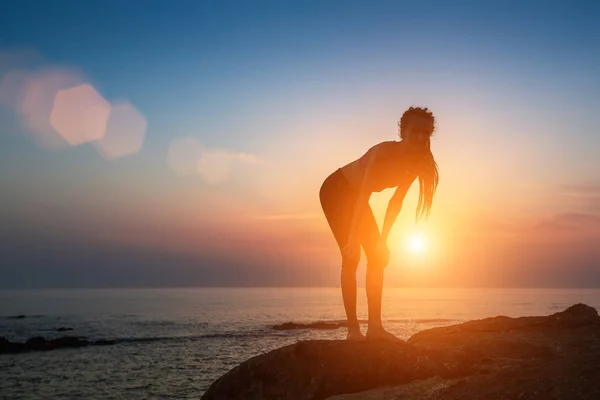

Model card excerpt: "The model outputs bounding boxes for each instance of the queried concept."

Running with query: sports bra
[357,141,423,193]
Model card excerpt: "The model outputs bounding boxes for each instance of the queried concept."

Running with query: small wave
[199,332,266,339]
[38,327,74,333]
[272,320,368,331]
[97,331,270,345]
[2,329,307,355]
[549,304,567,310]
[114,336,172,344]
[385,318,458,324]
[270,318,459,331]
[131,320,179,327]
[330,319,369,324]
[267,330,304,337]
[414,318,457,324]
[272,322,344,331]
[3,315,44,319]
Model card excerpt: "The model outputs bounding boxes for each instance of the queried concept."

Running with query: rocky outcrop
[5,315,26,319]
[273,320,369,331]
[273,322,359,331]
[55,327,74,332]
[0,336,117,354]
[273,322,346,330]
[202,303,600,400]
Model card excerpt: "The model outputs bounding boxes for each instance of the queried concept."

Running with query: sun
[406,233,427,255]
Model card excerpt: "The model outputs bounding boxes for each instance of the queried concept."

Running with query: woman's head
[398,106,438,221]
[398,106,435,148]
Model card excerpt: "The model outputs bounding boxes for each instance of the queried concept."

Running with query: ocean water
[1,287,600,399]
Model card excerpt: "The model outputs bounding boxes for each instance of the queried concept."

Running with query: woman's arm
[380,178,412,243]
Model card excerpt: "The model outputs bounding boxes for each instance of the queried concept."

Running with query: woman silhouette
[319,106,439,341]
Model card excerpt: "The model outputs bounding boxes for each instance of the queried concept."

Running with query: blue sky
[1,0,599,288]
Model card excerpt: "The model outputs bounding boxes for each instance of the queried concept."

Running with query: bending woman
[319,106,439,342]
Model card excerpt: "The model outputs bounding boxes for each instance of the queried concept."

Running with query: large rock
[202,303,600,400]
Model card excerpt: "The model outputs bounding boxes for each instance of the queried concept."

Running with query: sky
[0,0,599,288]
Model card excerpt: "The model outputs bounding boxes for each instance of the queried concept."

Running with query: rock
[202,340,448,400]
[202,304,600,400]
[47,336,88,350]
[273,320,368,331]
[0,337,20,353]
[0,336,117,355]
[273,322,346,330]
[561,303,598,317]
[94,339,118,346]
[25,337,47,351]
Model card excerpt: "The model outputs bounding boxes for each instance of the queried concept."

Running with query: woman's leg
[319,173,364,341]
[340,250,362,340]
[359,207,402,342]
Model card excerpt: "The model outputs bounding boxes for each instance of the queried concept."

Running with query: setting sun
[406,233,428,255]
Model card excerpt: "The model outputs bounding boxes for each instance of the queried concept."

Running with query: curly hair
[397,106,439,221]
[397,106,436,140]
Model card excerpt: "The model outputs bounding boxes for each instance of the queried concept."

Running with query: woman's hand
[376,238,390,266]
[342,236,361,260]
[342,236,390,266]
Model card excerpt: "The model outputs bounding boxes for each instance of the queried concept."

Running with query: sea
[1,287,600,399]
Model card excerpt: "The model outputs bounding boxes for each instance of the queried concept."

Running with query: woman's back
[340,140,422,193]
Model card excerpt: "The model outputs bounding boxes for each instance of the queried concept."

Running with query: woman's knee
[366,251,389,270]
[341,254,360,270]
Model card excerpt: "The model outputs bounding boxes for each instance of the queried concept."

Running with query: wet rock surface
[202,304,600,400]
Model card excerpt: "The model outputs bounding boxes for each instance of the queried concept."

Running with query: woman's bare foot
[366,327,404,343]
[347,327,366,341]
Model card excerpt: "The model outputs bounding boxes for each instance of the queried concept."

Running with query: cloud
[198,148,260,185]
[561,183,600,198]
[252,213,321,221]
[167,137,264,184]
[558,183,600,214]
[465,211,600,245]
[532,212,600,233]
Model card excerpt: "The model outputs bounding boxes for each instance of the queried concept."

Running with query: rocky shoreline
[0,336,117,354]
[202,303,600,400]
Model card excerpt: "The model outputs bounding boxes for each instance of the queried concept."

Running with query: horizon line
[2,285,600,291]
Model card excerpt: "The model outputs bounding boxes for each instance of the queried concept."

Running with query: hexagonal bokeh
[198,150,235,185]
[50,83,111,146]
[0,68,86,149]
[94,101,147,159]
[166,137,203,176]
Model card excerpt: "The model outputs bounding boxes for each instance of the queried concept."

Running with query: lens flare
[167,137,203,176]
[406,233,427,254]
[1,68,87,149]
[50,83,111,146]
[94,101,147,159]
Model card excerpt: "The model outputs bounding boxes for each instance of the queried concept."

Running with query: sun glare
[406,233,427,255]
